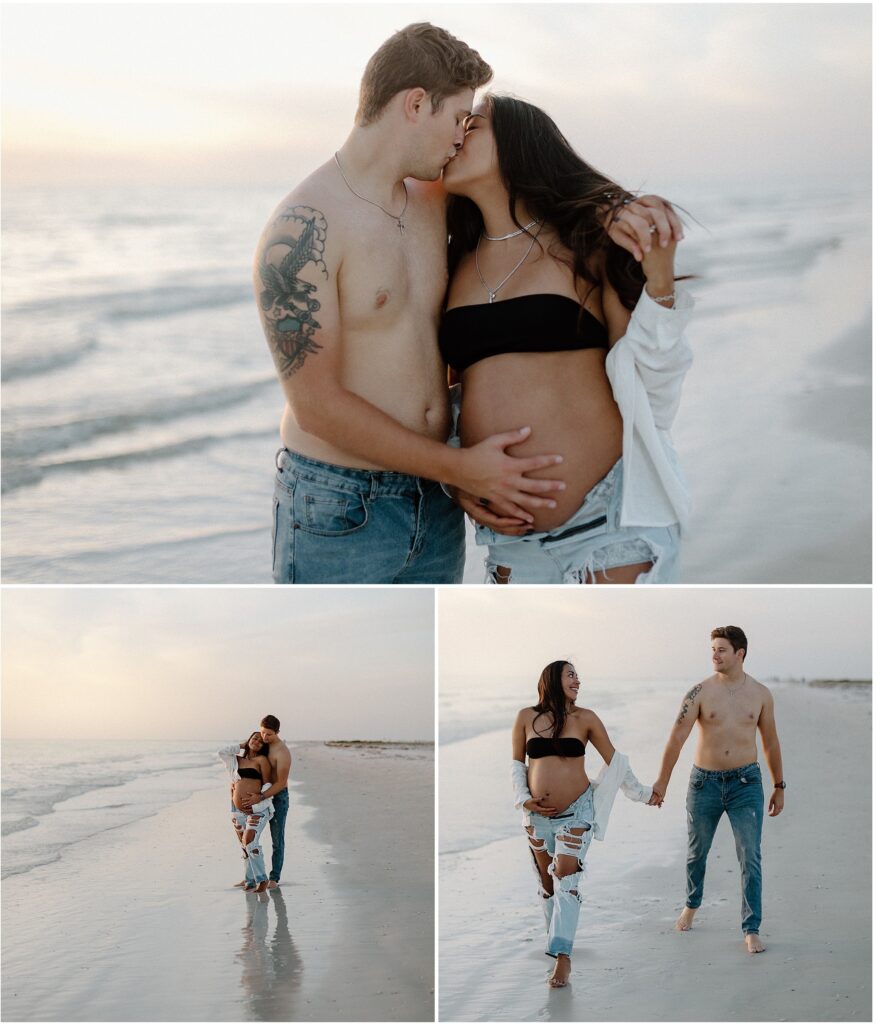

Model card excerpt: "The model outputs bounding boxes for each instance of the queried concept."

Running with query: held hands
[524,795,559,817]
[768,788,784,817]
[455,428,565,522]
[648,778,668,807]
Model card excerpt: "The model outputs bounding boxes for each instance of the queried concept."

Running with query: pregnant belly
[460,352,623,533]
[233,781,265,811]
[528,760,591,815]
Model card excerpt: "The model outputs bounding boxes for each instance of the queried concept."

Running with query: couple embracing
[218,715,292,894]
[256,22,693,585]
[512,626,785,987]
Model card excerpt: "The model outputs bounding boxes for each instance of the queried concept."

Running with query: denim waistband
[277,447,437,498]
[692,762,759,779]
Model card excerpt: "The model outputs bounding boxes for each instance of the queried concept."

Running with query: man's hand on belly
[453,427,566,520]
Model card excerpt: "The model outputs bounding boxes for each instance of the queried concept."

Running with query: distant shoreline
[323,739,433,748]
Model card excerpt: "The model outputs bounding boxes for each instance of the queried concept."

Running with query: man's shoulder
[686,676,714,696]
[272,739,292,760]
[261,161,346,233]
[749,677,770,698]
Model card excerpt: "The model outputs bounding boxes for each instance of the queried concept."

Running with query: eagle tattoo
[259,206,329,377]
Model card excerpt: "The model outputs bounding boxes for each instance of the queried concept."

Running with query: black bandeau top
[439,293,609,373]
[526,736,587,759]
[237,766,262,780]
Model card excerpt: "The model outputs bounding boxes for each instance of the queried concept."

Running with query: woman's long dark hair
[532,660,573,741]
[447,94,649,310]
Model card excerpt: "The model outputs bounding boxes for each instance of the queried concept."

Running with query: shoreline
[1,741,433,1022]
[439,683,871,1021]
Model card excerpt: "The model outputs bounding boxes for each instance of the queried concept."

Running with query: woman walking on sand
[218,733,274,893]
[441,95,692,584]
[511,660,658,987]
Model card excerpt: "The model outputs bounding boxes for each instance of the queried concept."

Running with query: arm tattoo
[257,205,328,377]
[676,684,702,725]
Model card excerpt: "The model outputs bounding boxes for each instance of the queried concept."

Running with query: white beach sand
[1,742,433,1022]
[439,684,871,1021]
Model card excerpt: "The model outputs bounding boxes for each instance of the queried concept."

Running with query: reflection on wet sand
[237,888,302,1020]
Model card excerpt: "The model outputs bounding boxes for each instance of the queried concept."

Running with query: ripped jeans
[523,787,594,957]
[231,804,273,886]
[475,459,681,584]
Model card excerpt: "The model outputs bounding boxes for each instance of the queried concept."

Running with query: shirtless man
[651,626,785,954]
[239,715,291,889]
[254,23,567,584]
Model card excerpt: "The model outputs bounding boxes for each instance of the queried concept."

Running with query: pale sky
[438,586,873,688]
[2,3,870,188]
[1,588,434,740]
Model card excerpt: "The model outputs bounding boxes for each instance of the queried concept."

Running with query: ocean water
[2,181,870,583]
[0,739,230,879]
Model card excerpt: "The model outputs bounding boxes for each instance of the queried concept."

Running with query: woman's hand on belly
[452,487,532,535]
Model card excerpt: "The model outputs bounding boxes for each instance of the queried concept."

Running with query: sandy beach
[1,741,433,1022]
[439,683,871,1021]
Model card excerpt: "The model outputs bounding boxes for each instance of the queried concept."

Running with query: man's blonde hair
[356,23,492,126]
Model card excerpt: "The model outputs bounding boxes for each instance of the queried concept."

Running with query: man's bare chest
[339,230,448,330]
[700,694,763,732]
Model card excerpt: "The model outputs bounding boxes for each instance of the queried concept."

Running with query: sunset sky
[1,588,435,740]
[439,586,872,688]
[2,3,870,188]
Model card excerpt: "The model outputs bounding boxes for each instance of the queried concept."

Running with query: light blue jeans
[272,449,465,584]
[476,459,680,584]
[232,804,273,886]
[523,787,595,957]
[685,762,764,934]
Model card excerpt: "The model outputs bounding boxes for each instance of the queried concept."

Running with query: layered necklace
[334,152,408,236]
[475,220,543,303]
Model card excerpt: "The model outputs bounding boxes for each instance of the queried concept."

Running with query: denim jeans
[272,449,465,584]
[269,788,289,883]
[475,459,680,584]
[686,762,764,934]
[523,787,595,957]
[232,804,273,885]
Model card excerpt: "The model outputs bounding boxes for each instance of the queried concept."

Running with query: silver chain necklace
[334,152,408,236]
[725,672,748,697]
[475,223,542,303]
[482,218,539,241]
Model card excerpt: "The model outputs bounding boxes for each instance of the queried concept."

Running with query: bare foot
[242,883,257,893]
[548,955,571,988]
[233,880,247,888]
[745,933,765,954]
[254,880,269,893]
[266,880,279,889]
[675,907,697,931]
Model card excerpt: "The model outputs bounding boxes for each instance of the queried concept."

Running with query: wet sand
[1,741,433,1021]
[439,684,871,1021]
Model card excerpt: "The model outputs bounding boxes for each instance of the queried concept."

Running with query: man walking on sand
[651,626,785,954]
[254,23,567,584]
[239,715,292,889]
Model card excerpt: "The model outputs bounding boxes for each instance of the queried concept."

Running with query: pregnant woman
[511,661,656,987]
[441,94,694,584]
[218,732,274,893]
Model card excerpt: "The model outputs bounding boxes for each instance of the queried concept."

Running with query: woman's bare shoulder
[515,705,537,724]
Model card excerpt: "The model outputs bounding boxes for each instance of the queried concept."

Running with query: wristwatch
[774,781,786,789]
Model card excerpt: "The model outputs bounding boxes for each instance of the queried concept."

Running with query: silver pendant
[397,219,405,236]
[488,291,496,303]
